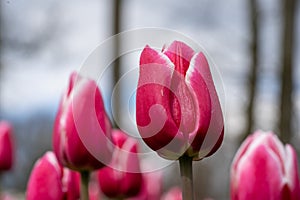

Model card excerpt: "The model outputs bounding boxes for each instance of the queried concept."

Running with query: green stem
[80,171,90,200]
[179,155,194,200]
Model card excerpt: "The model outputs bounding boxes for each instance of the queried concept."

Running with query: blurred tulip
[162,187,182,200]
[98,130,142,198]
[0,193,16,200]
[89,181,102,200]
[136,40,224,160]
[231,131,300,200]
[26,151,80,200]
[53,72,112,171]
[0,121,14,171]
[127,171,162,200]
[88,172,103,200]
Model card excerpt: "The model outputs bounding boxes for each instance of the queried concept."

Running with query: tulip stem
[80,171,90,200]
[179,155,194,200]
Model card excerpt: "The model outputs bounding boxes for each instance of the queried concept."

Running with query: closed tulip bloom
[26,151,80,200]
[0,121,14,171]
[98,130,142,198]
[53,72,112,171]
[231,131,300,200]
[136,41,224,160]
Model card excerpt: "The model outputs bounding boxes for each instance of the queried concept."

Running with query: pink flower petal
[163,41,195,76]
[137,46,180,151]
[26,152,64,200]
[186,53,223,159]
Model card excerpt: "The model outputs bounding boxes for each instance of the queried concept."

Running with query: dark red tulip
[53,72,112,171]
[136,41,224,160]
[0,121,14,171]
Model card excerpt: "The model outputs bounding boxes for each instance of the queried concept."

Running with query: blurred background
[0,0,299,199]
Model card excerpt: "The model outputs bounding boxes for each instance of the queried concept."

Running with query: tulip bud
[98,130,142,198]
[136,41,224,160]
[0,121,14,171]
[26,151,80,200]
[162,187,182,200]
[231,131,300,200]
[53,72,112,171]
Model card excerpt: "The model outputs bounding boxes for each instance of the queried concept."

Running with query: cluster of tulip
[0,41,299,200]
[26,71,181,200]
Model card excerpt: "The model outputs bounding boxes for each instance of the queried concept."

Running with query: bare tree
[112,0,122,128]
[241,0,260,143]
[279,0,297,143]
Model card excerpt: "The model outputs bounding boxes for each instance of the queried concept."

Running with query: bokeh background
[0,0,299,199]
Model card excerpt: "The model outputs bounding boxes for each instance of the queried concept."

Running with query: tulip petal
[231,133,255,172]
[71,76,113,169]
[186,52,224,159]
[26,152,64,200]
[232,144,283,200]
[284,145,300,199]
[62,168,80,200]
[164,41,197,135]
[163,40,195,76]
[98,167,121,197]
[137,46,180,151]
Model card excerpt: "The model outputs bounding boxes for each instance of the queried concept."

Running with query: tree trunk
[241,0,259,143]
[279,0,297,143]
[112,0,122,128]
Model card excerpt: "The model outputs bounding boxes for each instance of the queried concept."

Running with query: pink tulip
[53,72,112,171]
[136,41,224,160]
[26,151,80,200]
[0,121,14,171]
[98,130,142,198]
[162,187,182,200]
[231,131,300,200]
